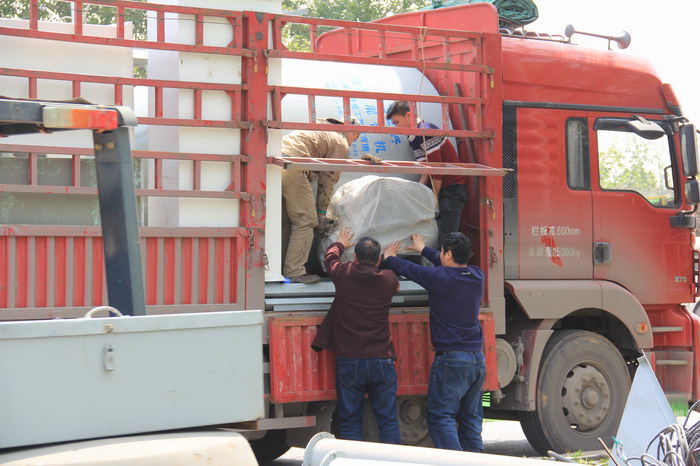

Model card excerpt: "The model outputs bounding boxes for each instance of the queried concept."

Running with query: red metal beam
[266,121,494,139]
[268,156,509,177]
[74,0,83,35]
[28,153,38,185]
[116,6,125,39]
[76,0,245,18]
[239,11,269,311]
[0,225,249,238]
[0,27,252,57]
[157,10,165,43]
[136,117,244,128]
[0,145,248,163]
[265,49,492,73]
[195,14,204,46]
[272,13,484,39]
[71,153,81,187]
[0,184,250,200]
[29,0,38,30]
[0,67,244,92]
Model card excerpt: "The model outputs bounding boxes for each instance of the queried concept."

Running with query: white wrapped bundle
[320,176,439,264]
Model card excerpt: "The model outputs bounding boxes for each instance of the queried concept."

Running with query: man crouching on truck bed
[281,117,361,284]
[311,227,402,443]
[384,232,485,452]
[386,101,467,241]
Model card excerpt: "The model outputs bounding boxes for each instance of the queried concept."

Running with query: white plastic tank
[278,58,448,184]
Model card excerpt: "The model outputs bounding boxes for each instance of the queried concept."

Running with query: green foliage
[281,0,431,51]
[0,0,146,40]
[1,0,146,76]
[598,134,673,206]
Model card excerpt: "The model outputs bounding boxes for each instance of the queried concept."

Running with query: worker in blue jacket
[383,232,485,452]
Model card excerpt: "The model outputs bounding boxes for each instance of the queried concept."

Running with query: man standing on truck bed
[384,232,485,452]
[281,117,361,284]
[311,227,402,444]
[386,101,467,240]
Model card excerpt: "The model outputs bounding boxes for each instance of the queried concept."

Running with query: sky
[530,0,699,124]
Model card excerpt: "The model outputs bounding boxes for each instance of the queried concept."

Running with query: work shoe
[290,274,321,284]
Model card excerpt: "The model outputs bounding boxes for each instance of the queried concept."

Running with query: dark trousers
[335,357,402,444]
[427,351,485,452]
[437,183,467,240]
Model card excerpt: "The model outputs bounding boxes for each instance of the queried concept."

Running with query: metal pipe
[304,433,559,466]
[319,450,434,466]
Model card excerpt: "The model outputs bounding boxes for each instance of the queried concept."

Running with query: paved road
[263,420,540,465]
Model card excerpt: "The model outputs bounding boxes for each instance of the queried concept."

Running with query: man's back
[317,233,403,445]
[319,242,399,358]
[281,128,349,159]
[385,246,483,352]
[382,232,486,451]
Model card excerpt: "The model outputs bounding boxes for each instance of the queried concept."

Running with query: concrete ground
[264,420,541,465]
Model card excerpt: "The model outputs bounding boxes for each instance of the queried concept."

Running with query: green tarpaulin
[426,0,539,27]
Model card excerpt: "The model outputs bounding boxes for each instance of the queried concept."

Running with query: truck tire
[250,430,289,463]
[335,396,432,446]
[519,330,630,455]
[398,396,432,446]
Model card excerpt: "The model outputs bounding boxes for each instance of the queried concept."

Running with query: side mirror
[685,179,700,205]
[594,117,666,140]
[681,124,699,177]
[624,119,666,140]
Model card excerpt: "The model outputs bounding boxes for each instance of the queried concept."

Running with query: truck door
[512,108,593,279]
[589,113,690,304]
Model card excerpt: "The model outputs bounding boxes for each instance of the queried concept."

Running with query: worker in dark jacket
[384,232,485,452]
[312,227,401,444]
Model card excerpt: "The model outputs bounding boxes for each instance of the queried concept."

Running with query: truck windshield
[597,126,676,207]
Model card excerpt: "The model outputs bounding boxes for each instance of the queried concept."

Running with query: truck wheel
[250,430,289,463]
[398,396,432,446]
[341,396,432,446]
[519,330,630,455]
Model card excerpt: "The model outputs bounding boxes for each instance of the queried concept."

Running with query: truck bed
[265,278,428,311]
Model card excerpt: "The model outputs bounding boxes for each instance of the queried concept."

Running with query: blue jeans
[437,183,467,241]
[427,351,485,452]
[335,357,401,444]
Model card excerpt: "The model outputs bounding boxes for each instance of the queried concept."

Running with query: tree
[0,1,146,39]
[598,134,673,206]
[281,0,432,51]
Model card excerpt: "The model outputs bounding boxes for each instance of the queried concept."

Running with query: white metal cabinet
[0,310,263,448]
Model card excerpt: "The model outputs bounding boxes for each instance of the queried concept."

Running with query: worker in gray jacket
[281,117,360,284]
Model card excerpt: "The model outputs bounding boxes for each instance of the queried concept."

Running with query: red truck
[0,0,698,459]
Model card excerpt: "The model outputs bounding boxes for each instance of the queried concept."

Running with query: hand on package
[384,242,401,259]
[336,227,355,249]
[315,216,333,238]
[406,234,426,253]
[360,153,383,165]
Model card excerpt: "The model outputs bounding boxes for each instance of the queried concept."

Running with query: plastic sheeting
[609,353,677,465]
[425,0,539,27]
[319,176,439,265]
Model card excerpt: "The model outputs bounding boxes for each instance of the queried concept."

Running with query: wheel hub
[561,364,611,431]
[400,398,422,425]
[398,397,429,445]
